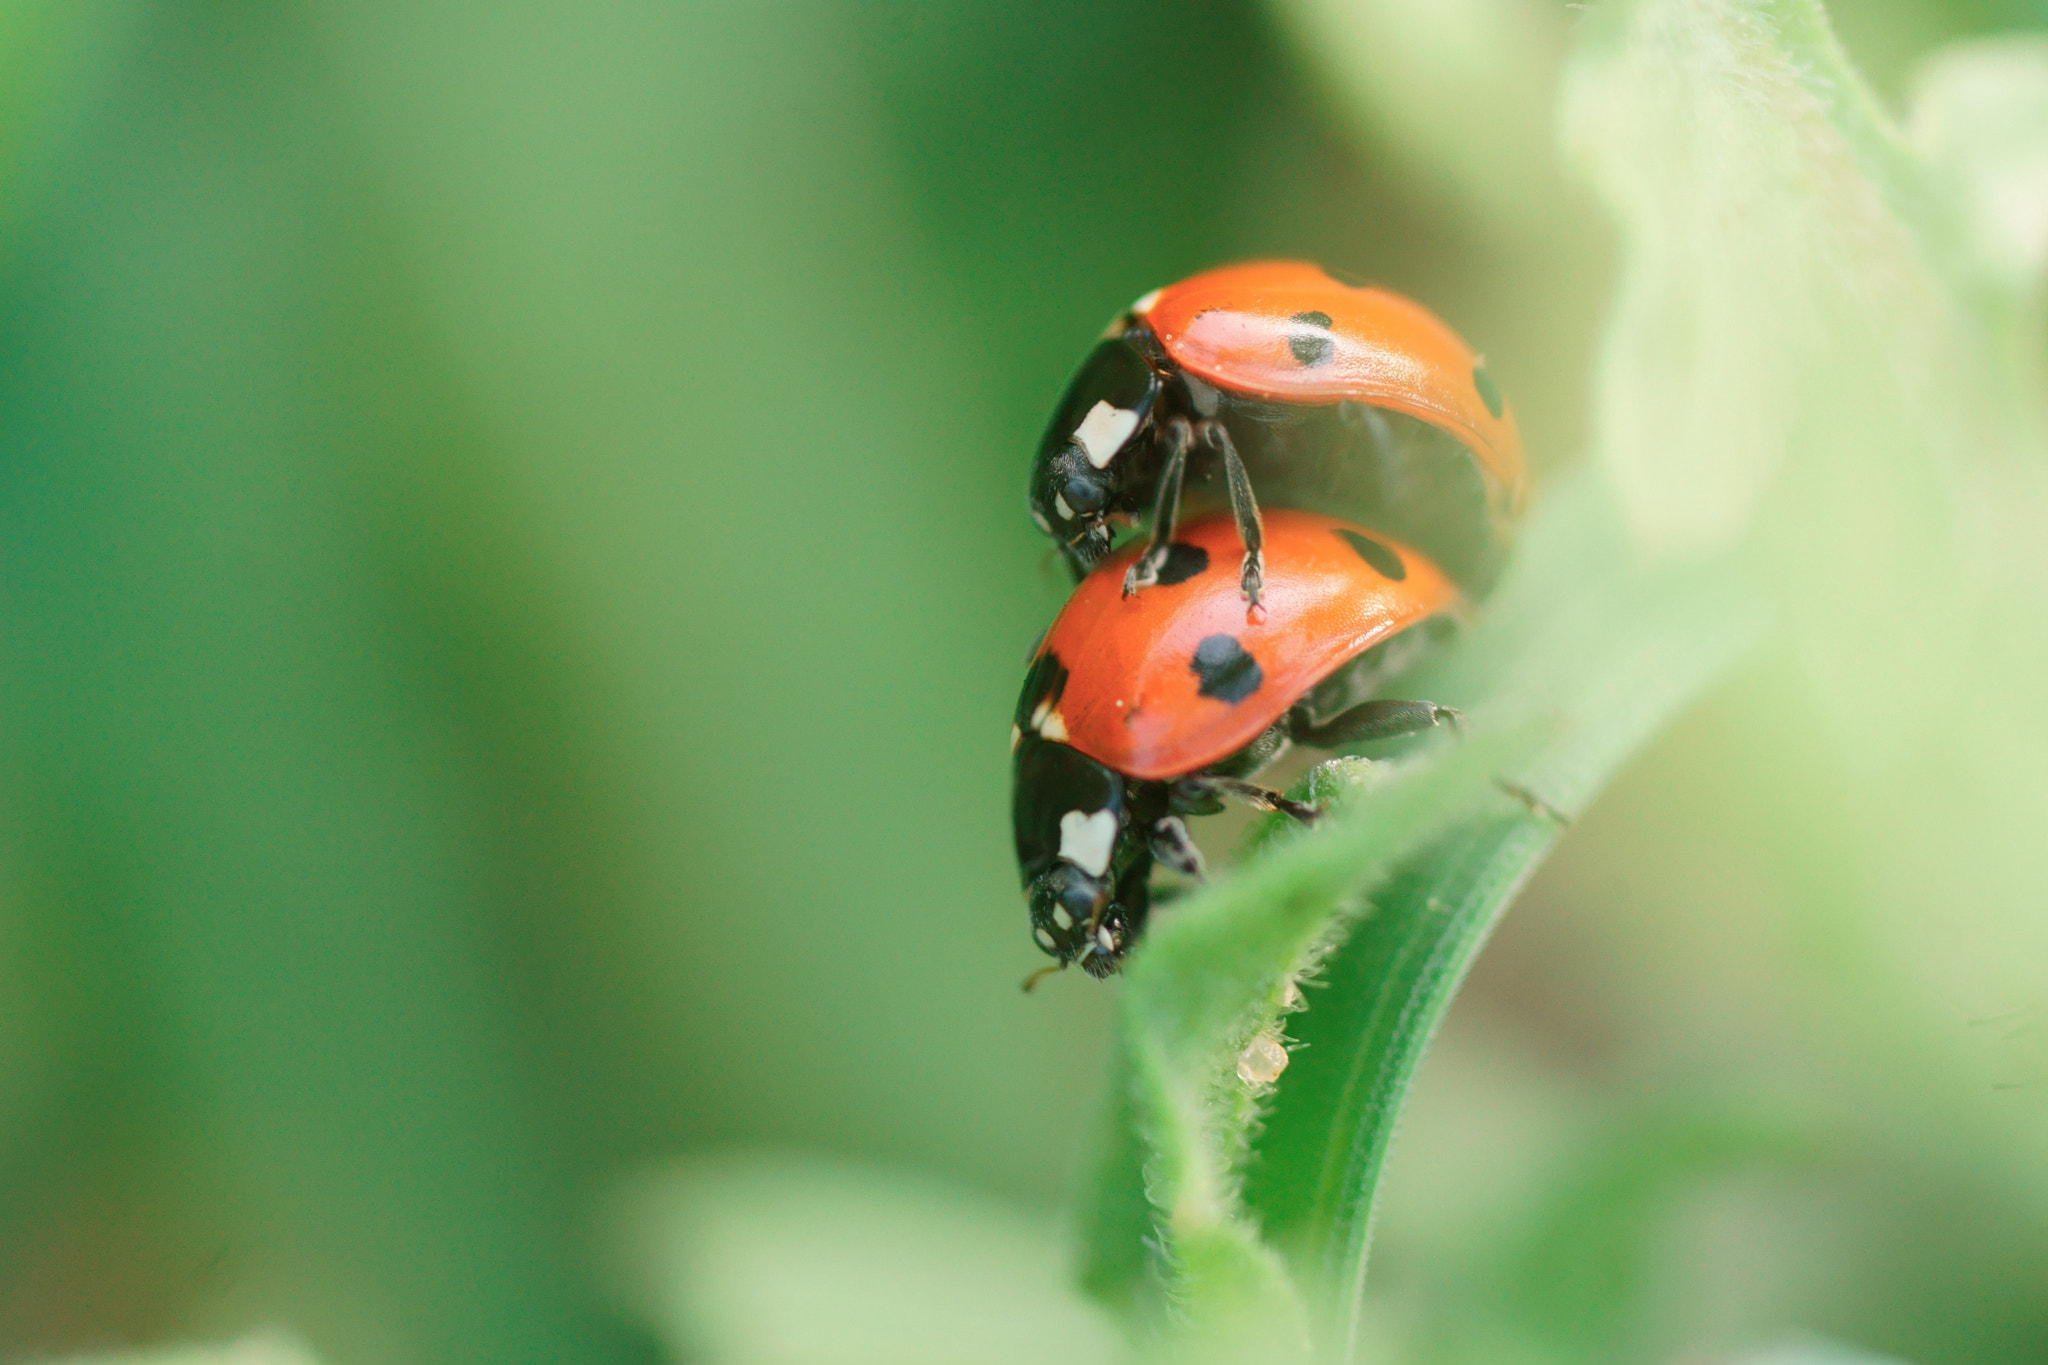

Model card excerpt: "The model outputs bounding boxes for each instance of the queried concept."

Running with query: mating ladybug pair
[1010,262,1526,977]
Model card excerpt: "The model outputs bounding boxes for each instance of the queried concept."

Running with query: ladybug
[1027,261,1524,605]
[1012,507,1463,977]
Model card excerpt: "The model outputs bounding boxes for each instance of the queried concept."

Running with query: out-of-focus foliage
[28,1335,322,1365]
[5,2,2048,1365]
[1262,0,1574,248]
[600,1153,1120,1365]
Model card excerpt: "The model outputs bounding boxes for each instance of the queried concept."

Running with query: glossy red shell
[1136,261,1525,512]
[1034,510,1460,782]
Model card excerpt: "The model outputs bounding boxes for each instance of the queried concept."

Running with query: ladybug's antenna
[1020,962,1065,993]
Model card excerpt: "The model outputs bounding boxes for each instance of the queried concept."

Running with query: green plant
[1076,470,1762,1361]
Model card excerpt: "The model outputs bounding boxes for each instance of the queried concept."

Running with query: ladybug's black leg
[1170,775,1319,825]
[1148,815,1206,879]
[1122,417,1194,597]
[1200,419,1265,607]
[1293,699,1463,748]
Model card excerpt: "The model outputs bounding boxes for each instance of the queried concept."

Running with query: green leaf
[1116,735,1536,1362]
[1083,474,1764,1359]
[1561,0,2048,583]
[1259,477,1761,1355]
[1261,0,1573,248]
[1561,0,1989,557]
[599,1153,1122,1365]
[1907,37,2048,296]
[1563,1,2048,1186]
[1483,1104,1815,1361]
[35,1335,324,1365]
[1705,1342,1921,1365]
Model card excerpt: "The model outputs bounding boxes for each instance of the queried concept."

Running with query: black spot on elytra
[1288,311,1335,367]
[1337,529,1407,581]
[1474,364,1504,419]
[1154,542,1209,586]
[1190,635,1262,703]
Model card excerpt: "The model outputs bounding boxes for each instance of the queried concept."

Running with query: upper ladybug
[1027,261,1525,604]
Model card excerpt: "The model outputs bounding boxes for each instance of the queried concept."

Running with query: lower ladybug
[1012,507,1463,977]
[1027,261,1525,606]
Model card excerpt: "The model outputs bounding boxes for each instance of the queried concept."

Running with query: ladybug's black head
[1029,449,1118,570]
[1012,733,1150,975]
[1029,336,1160,572]
[1027,866,1138,977]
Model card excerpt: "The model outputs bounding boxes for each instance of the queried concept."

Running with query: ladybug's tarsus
[1149,815,1207,879]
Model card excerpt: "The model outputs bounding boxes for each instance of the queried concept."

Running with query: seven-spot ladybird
[1027,261,1524,605]
[1012,508,1462,976]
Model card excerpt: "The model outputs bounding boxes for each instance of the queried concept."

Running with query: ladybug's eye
[1039,447,1112,526]
[1060,468,1109,517]
[1054,873,1099,925]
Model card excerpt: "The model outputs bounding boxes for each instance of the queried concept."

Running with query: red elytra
[1136,261,1525,513]
[1034,509,1461,782]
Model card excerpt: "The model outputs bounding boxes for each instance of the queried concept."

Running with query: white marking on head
[1051,905,1074,930]
[1029,698,1051,729]
[1038,710,1068,743]
[1096,924,1117,955]
[1074,401,1140,469]
[1034,926,1057,951]
[1053,492,1074,522]
[1009,722,1022,753]
[1031,509,1053,534]
[1058,808,1117,877]
[1131,287,1162,314]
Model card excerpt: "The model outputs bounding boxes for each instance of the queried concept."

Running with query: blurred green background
[4,2,2048,1363]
